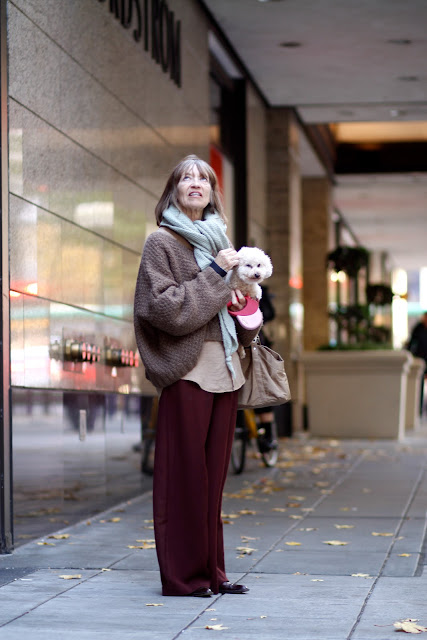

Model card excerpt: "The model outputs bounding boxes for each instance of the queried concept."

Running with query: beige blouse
[182,340,246,393]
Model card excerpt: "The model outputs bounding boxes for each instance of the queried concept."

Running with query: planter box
[300,351,412,439]
[405,357,425,431]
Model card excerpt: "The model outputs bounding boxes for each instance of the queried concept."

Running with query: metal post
[0,0,13,553]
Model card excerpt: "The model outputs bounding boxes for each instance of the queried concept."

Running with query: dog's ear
[265,256,273,278]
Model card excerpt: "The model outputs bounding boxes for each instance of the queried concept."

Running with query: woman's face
[176,164,211,220]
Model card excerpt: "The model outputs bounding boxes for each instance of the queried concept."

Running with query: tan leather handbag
[238,339,291,410]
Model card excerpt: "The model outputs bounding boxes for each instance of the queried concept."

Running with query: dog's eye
[257,264,261,268]
[245,264,252,268]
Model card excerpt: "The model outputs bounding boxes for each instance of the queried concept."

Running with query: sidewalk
[1,430,427,640]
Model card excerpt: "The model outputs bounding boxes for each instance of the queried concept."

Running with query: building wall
[7,0,213,541]
[8,0,211,395]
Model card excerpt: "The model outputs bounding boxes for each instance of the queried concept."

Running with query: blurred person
[407,311,427,415]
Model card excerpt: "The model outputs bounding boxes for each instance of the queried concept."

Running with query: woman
[134,155,262,597]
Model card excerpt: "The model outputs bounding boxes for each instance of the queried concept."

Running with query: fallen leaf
[289,515,303,520]
[101,568,111,572]
[398,553,412,557]
[340,507,350,511]
[393,619,427,633]
[36,542,55,546]
[287,502,301,508]
[272,508,287,512]
[108,517,121,523]
[238,509,257,515]
[322,540,349,546]
[205,624,229,630]
[334,524,355,529]
[362,488,372,493]
[299,527,317,532]
[127,544,156,549]
[236,546,257,555]
[288,495,306,501]
[59,574,82,580]
[311,579,324,582]
[145,603,164,607]
[285,541,301,546]
[48,534,70,540]
[315,481,330,487]
[136,539,155,543]
[240,536,259,541]
[372,532,393,537]
[144,519,154,523]
[351,573,372,578]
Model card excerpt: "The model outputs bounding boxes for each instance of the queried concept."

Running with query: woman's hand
[228,289,247,312]
[214,248,239,272]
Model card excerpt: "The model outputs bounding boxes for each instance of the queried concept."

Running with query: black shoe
[219,581,249,594]
[257,436,277,454]
[189,587,213,597]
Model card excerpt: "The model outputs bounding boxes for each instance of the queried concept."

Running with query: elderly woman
[134,155,261,597]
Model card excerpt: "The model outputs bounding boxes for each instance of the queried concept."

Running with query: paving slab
[1,433,427,640]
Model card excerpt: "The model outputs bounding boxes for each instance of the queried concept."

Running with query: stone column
[302,177,331,351]
[266,108,303,432]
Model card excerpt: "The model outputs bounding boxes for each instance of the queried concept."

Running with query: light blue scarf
[160,205,238,377]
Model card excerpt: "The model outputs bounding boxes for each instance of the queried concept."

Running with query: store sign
[98,0,181,87]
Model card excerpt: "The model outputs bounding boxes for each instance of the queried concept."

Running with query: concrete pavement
[1,430,427,639]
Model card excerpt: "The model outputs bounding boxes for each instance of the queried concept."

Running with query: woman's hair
[154,154,225,225]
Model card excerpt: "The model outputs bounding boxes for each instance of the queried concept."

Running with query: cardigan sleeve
[135,234,233,337]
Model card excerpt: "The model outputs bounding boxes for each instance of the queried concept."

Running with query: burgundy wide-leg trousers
[153,380,238,596]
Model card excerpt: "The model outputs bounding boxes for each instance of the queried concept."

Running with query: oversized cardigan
[134,230,261,389]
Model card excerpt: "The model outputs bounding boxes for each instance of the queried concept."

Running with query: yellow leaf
[205,624,229,630]
[48,534,70,540]
[145,603,164,607]
[238,509,257,515]
[272,508,287,512]
[108,517,121,523]
[322,540,349,546]
[289,515,303,520]
[236,546,257,555]
[287,502,301,508]
[36,542,55,546]
[393,619,427,633]
[136,539,155,543]
[398,553,412,557]
[144,519,154,523]
[340,507,350,511]
[59,574,82,580]
[288,495,306,501]
[285,541,301,546]
[101,568,111,572]
[351,573,371,578]
[371,532,393,537]
[127,544,156,549]
[334,524,355,529]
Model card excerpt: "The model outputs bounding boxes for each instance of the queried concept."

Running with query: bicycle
[230,408,279,474]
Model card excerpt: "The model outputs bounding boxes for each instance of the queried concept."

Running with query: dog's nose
[254,273,260,279]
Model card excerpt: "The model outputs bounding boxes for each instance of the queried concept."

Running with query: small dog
[226,246,273,301]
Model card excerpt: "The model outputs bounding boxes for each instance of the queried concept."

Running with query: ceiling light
[279,41,302,48]
[398,75,419,82]
[387,39,412,45]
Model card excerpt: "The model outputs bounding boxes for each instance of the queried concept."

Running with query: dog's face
[236,247,273,284]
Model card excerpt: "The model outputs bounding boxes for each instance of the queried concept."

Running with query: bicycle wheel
[259,420,279,468]
[231,423,247,474]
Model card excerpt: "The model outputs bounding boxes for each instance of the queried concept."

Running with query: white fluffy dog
[226,246,273,301]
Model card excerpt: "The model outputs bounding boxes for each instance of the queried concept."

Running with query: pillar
[302,177,331,351]
[266,109,303,432]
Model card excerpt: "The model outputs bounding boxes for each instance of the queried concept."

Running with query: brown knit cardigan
[134,230,261,389]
